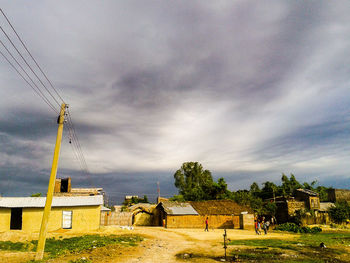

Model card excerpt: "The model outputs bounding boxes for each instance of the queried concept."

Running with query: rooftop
[0,195,103,208]
[189,200,253,215]
[158,201,198,215]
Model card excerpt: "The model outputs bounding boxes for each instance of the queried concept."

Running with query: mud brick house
[0,195,103,232]
[54,177,104,196]
[294,188,320,210]
[273,188,324,224]
[328,189,350,203]
[155,200,253,229]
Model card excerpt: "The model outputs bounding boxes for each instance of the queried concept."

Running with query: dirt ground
[0,226,296,263]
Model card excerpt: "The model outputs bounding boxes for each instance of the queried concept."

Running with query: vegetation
[172,162,333,218]
[1,235,143,259]
[30,193,42,197]
[228,232,350,262]
[274,223,322,233]
[173,162,229,201]
[328,200,350,224]
[122,195,149,207]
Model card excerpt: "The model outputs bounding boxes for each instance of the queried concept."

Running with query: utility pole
[35,103,67,260]
[157,181,160,203]
[223,229,227,261]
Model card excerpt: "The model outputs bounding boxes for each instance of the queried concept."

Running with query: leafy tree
[210,177,230,200]
[142,195,149,203]
[281,173,302,196]
[328,201,350,224]
[250,182,261,198]
[264,202,277,216]
[260,181,278,200]
[173,162,214,201]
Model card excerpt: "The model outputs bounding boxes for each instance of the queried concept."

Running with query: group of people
[255,216,273,235]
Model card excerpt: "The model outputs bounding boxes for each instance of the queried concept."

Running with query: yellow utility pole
[35,103,67,260]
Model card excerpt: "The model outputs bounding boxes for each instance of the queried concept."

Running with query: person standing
[205,217,209,232]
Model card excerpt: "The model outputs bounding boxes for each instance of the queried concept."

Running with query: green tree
[260,181,278,200]
[174,162,214,201]
[250,182,261,198]
[281,173,302,196]
[328,200,350,224]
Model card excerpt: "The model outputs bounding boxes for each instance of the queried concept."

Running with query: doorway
[10,208,22,230]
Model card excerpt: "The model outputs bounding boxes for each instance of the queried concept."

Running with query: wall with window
[0,205,101,232]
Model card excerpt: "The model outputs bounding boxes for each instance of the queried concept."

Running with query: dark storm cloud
[0,1,350,202]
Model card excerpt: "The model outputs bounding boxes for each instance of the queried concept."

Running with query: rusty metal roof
[158,201,198,215]
[0,195,103,208]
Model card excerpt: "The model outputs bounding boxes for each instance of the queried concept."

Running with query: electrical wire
[0,25,61,107]
[0,46,58,113]
[0,9,93,187]
[0,8,65,104]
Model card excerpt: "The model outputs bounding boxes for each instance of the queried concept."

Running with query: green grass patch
[228,232,350,262]
[0,234,143,259]
[0,240,34,251]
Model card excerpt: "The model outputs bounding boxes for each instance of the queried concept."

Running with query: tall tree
[173,162,214,201]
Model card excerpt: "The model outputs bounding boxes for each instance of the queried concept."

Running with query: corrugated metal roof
[296,188,318,196]
[159,201,198,215]
[101,206,111,211]
[0,195,103,208]
[319,202,335,211]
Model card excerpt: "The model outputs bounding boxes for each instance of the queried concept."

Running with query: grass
[227,231,350,262]
[0,234,143,259]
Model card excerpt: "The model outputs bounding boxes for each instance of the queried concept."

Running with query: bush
[274,223,322,233]
[329,201,350,224]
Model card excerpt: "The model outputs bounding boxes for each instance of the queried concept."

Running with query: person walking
[205,217,209,232]
[262,221,267,235]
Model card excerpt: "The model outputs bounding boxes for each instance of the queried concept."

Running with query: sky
[0,1,349,204]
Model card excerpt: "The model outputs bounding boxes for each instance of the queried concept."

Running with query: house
[294,188,320,210]
[54,177,104,196]
[156,201,199,228]
[190,200,254,230]
[328,189,350,203]
[0,195,103,232]
[155,200,254,229]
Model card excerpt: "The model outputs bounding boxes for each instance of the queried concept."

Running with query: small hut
[155,200,254,229]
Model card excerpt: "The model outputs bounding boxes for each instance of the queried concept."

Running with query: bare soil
[0,227,296,263]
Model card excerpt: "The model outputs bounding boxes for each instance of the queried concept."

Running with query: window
[10,208,22,230]
[60,178,69,192]
[62,211,72,229]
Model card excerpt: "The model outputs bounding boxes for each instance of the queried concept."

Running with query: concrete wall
[0,206,100,232]
[0,208,11,232]
[239,214,255,230]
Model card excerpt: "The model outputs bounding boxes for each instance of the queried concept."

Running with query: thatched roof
[189,200,253,215]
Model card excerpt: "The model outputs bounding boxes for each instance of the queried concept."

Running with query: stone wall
[287,200,306,215]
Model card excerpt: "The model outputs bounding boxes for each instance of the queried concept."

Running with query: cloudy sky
[0,1,349,203]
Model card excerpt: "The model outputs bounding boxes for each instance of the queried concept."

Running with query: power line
[0,44,58,113]
[0,8,65,104]
[0,25,61,107]
[0,9,93,186]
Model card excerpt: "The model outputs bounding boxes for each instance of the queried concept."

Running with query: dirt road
[0,227,294,263]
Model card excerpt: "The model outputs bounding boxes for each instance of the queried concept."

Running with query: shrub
[274,223,322,233]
